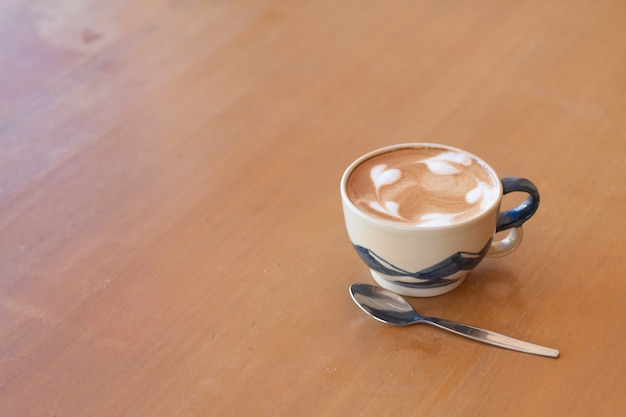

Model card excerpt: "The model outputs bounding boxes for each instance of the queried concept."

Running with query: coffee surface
[346,147,499,226]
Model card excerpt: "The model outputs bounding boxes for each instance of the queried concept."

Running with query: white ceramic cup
[340,143,539,297]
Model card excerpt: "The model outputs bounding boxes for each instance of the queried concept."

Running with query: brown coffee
[346,146,499,226]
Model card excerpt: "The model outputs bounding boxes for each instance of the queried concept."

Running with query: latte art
[346,147,499,226]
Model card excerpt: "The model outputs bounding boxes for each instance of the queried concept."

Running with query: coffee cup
[340,143,539,297]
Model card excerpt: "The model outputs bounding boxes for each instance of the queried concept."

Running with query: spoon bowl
[350,283,559,358]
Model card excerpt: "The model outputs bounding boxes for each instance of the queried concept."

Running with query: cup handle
[487,177,540,258]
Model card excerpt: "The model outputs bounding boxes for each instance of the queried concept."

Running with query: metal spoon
[350,283,559,358]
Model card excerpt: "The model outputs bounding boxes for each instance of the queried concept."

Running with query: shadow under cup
[340,143,539,297]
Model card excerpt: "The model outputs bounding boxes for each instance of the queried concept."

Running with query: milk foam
[346,147,499,226]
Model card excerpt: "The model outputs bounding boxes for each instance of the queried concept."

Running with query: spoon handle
[424,317,559,358]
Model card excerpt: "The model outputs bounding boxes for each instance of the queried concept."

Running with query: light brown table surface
[1,0,625,416]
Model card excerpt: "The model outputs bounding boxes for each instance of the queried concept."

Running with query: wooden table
[2,0,625,415]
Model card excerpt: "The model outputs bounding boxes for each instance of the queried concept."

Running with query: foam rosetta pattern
[347,149,499,227]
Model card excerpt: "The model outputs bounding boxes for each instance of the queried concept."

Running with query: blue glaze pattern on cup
[352,238,492,289]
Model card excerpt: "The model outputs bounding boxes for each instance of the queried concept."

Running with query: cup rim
[340,142,504,231]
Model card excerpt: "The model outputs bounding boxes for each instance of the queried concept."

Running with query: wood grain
[1,0,625,416]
